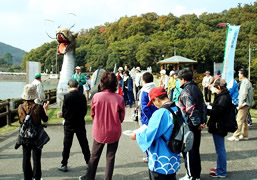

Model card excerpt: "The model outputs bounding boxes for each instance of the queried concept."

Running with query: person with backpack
[17,84,49,180]
[207,78,233,178]
[130,87,181,180]
[228,68,253,141]
[177,68,207,180]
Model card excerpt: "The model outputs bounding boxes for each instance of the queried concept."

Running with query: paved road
[0,106,257,180]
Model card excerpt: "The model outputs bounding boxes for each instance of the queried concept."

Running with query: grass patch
[250,108,257,123]
[0,121,20,135]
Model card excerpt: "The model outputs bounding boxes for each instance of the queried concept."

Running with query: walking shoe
[209,172,226,178]
[58,164,68,172]
[179,174,200,180]
[79,175,87,180]
[227,136,239,141]
[239,135,249,140]
[210,168,216,173]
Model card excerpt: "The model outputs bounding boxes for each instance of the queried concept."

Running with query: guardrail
[0,89,56,126]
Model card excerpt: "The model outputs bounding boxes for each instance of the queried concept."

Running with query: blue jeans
[213,135,227,176]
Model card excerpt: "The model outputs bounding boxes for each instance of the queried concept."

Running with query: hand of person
[130,133,136,140]
[198,123,206,130]
[43,101,49,110]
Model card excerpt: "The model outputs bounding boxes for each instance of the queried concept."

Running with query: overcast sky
[0,0,255,52]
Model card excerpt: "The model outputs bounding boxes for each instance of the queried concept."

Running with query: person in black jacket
[178,68,207,180]
[207,78,231,178]
[58,79,91,172]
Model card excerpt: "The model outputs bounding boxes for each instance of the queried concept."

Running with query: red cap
[147,87,167,106]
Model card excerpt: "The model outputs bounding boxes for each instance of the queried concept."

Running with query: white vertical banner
[222,25,240,88]
[26,61,41,84]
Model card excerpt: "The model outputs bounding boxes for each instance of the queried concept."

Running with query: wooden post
[6,99,11,126]
[48,90,51,102]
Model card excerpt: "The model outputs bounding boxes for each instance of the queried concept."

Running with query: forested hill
[22,3,257,76]
[0,42,26,64]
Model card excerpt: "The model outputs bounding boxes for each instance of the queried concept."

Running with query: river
[0,80,58,100]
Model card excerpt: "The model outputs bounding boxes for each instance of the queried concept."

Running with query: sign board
[26,61,41,84]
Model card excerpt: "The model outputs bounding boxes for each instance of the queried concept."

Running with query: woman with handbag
[17,84,49,180]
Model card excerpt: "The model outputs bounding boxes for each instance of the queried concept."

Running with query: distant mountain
[0,42,26,65]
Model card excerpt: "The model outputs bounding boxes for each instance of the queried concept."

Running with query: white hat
[170,71,175,76]
[21,84,38,100]
[118,67,123,71]
[136,67,141,71]
[160,69,166,75]
[75,66,81,70]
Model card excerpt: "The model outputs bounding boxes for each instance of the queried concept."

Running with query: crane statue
[56,28,78,106]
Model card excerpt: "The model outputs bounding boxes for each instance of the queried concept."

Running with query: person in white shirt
[31,73,45,105]
[159,69,169,90]
[202,71,213,103]
[135,67,142,100]
[84,74,92,102]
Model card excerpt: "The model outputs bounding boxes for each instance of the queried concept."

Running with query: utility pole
[249,43,251,80]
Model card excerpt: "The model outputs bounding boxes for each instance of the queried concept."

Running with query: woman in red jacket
[79,72,125,180]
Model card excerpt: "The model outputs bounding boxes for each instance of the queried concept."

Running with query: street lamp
[249,42,256,80]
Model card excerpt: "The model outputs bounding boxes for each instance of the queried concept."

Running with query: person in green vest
[72,66,86,94]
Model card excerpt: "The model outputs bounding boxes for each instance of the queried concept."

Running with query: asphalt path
[0,106,257,180]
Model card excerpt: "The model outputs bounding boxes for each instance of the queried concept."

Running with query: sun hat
[21,84,38,100]
[118,67,123,71]
[160,69,166,75]
[35,73,41,79]
[75,66,81,70]
[205,71,210,74]
[170,71,175,76]
[147,87,167,106]
[136,67,141,71]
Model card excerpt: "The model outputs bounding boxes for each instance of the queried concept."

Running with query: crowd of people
[16,66,254,180]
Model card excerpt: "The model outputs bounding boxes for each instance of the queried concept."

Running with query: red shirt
[91,89,125,143]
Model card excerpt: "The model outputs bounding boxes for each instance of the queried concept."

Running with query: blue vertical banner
[222,25,240,88]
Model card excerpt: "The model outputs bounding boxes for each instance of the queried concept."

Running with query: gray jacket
[239,78,252,106]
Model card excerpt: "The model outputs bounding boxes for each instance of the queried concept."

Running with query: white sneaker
[179,174,190,180]
[227,136,239,141]
[239,135,249,140]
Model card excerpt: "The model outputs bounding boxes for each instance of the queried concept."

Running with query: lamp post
[249,42,256,81]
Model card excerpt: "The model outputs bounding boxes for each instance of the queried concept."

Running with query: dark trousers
[123,89,134,107]
[86,140,119,180]
[61,125,91,165]
[183,129,201,179]
[78,85,84,95]
[204,87,211,102]
[149,170,176,180]
[135,86,142,100]
[22,144,42,180]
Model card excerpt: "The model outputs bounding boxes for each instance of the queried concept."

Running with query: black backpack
[224,104,238,133]
[19,104,38,139]
[161,102,194,154]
